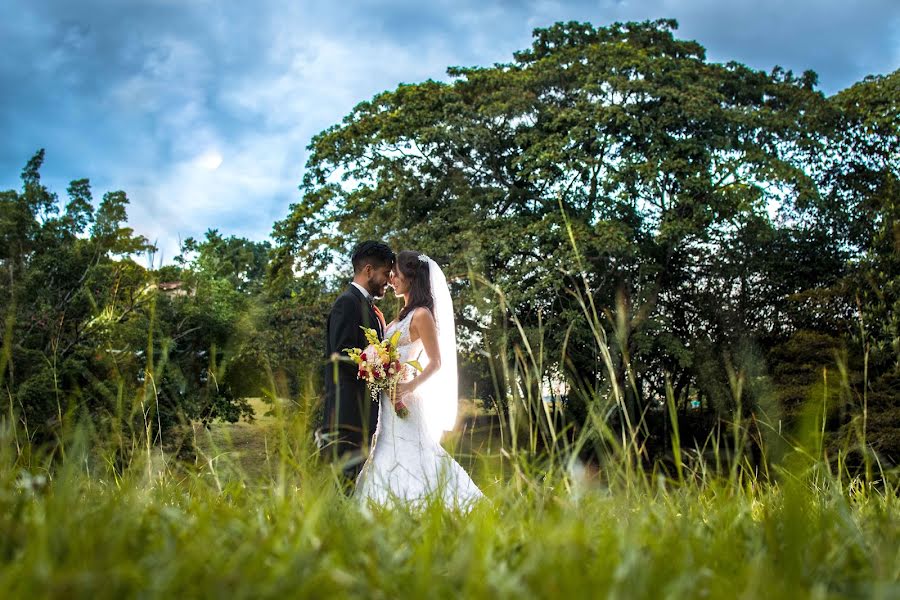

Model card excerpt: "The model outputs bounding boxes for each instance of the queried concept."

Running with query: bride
[355,251,483,509]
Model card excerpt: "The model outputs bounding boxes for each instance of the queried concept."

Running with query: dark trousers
[317,425,374,494]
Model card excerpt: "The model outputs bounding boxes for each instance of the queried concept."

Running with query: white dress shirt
[351,281,372,302]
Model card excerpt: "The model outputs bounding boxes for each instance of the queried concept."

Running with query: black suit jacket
[322,285,383,447]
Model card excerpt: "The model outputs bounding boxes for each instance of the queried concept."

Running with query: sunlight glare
[197,151,223,171]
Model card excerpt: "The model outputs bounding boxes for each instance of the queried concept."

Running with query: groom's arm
[328,294,362,377]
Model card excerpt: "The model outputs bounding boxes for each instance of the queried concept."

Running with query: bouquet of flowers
[344,327,421,418]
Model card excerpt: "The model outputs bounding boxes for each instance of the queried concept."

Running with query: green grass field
[1,395,898,599]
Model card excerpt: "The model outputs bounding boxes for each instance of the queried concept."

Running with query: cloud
[610,0,900,92]
[1,0,897,264]
[117,10,468,263]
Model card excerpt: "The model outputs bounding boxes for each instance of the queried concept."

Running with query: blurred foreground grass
[0,396,898,600]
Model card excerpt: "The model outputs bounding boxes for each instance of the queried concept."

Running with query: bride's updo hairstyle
[396,250,434,322]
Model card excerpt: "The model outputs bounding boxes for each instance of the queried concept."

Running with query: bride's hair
[396,250,434,321]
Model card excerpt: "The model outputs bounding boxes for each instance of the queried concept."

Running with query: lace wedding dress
[355,308,483,509]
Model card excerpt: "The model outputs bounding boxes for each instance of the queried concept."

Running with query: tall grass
[1,402,898,598]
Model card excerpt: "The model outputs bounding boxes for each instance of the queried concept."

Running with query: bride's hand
[395,381,415,399]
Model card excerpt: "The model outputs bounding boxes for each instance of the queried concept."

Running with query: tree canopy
[271,20,898,460]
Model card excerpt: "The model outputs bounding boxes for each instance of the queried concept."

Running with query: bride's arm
[396,309,440,397]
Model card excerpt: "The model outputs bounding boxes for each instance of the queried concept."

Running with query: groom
[320,240,395,487]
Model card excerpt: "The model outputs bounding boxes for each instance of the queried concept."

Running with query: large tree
[826,70,899,374]
[273,20,840,430]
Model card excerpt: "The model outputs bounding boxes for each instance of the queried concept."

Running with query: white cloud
[122,20,466,263]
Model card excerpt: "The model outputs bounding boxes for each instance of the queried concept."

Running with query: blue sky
[2,0,898,265]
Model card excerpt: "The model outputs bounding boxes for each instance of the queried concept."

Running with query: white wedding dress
[355,308,483,509]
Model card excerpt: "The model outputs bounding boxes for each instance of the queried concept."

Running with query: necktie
[372,304,386,334]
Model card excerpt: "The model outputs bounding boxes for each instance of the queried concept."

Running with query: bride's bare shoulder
[409,307,436,334]
[409,305,431,320]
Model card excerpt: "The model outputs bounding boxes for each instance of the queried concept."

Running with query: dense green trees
[0,155,273,458]
[273,20,897,461]
[1,150,155,450]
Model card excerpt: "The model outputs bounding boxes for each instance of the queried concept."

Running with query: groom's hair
[351,240,395,274]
